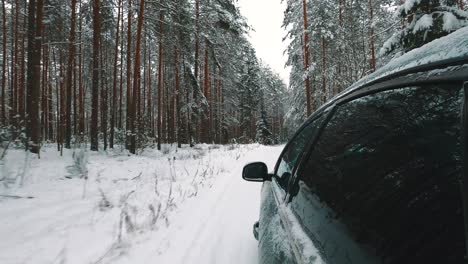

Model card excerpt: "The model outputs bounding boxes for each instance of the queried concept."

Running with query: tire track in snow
[105,145,284,264]
[148,145,283,264]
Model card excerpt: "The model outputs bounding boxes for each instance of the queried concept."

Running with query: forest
[0,0,467,155]
[0,0,287,156]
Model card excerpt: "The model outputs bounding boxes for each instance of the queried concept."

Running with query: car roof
[309,26,468,120]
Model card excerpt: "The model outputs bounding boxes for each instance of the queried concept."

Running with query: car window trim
[337,77,466,109]
[273,111,328,178]
[285,107,336,202]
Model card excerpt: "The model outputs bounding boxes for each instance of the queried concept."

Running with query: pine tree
[110,0,122,149]
[129,0,145,154]
[256,110,273,145]
[0,0,6,124]
[78,1,85,137]
[238,46,261,143]
[157,7,164,151]
[126,0,133,150]
[381,0,468,57]
[302,0,312,117]
[25,0,43,154]
[0,0,8,125]
[65,0,77,149]
[90,0,101,151]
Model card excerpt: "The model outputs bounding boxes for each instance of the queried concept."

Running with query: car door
[287,83,465,264]
[258,113,327,264]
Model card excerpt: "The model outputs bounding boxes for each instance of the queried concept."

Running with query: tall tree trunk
[202,40,210,143]
[78,0,84,136]
[213,67,219,143]
[195,0,200,81]
[100,44,108,150]
[147,38,153,137]
[59,52,65,154]
[130,0,145,154]
[110,0,122,149]
[65,0,77,148]
[175,46,181,148]
[169,63,175,143]
[52,49,60,150]
[73,46,77,137]
[321,36,326,104]
[1,0,6,124]
[90,0,100,151]
[190,0,200,145]
[47,55,53,141]
[142,38,147,119]
[118,6,124,130]
[19,15,26,122]
[218,71,224,143]
[337,0,344,95]
[10,0,18,127]
[302,0,312,117]
[28,0,43,154]
[25,0,36,151]
[211,65,215,142]
[125,0,132,150]
[157,10,164,150]
[42,43,47,140]
[312,49,317,110]
[184,60,191,146]
[339,0,344,25]
[162,63,167,142]
[369,0,376,72]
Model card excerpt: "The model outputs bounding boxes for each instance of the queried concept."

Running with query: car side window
[295,85,464,263]
[275,114,325,190]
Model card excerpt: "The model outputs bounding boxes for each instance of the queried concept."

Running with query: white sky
[237,0,291,85]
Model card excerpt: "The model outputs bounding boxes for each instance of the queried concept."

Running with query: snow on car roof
[342,26,468,96]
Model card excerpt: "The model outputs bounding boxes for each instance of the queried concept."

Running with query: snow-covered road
[0,144,283,264]
[108,145,282,264]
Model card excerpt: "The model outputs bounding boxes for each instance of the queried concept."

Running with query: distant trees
[0,0,287,154]
[256,110,273,145]
[237,46,260,142]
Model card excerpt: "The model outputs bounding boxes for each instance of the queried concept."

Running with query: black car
[243,28,468,264]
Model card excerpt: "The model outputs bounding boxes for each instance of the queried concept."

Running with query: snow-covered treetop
[381,0,468,57]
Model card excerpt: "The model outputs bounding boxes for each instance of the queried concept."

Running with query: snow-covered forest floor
[0,144,283,264]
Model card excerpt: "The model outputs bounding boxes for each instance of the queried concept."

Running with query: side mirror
[242,162,270,182]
